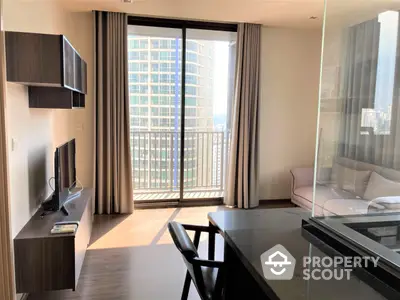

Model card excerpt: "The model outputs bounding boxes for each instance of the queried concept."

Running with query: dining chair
[168,221,224,300]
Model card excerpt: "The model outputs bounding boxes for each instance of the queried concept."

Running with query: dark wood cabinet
[72,91,85,109]
[14,189,93,293]
[5,32,62,86]
[29,87,85,109]
[5,32,87,109]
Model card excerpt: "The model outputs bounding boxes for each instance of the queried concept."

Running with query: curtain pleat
[94,11,133,214]
[225,23,260,209]
[339,19,380,164]
[339,17,400,170]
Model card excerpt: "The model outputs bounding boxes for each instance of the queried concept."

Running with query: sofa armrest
[290,168,314,192]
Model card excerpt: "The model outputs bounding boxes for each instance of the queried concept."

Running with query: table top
[208,207,309,232]
[15,188,92,240]
[208,208,391,300]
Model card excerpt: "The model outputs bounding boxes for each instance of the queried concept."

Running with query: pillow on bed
[364,172,400,200]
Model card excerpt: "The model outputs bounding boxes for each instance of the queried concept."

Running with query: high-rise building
[128,35,216,192]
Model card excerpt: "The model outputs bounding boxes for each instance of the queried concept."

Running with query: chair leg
[181,271,191,300]
[213,268,225,300]
[208,221,216,260]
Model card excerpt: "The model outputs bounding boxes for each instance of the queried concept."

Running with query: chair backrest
[168,221,199,260]
[168,222,207,298]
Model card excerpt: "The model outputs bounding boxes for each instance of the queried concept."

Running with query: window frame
[128,16,237,205]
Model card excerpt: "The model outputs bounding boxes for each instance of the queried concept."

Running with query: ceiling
[59,0,400,29]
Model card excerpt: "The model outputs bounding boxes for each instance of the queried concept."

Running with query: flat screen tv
[43,139,76,214]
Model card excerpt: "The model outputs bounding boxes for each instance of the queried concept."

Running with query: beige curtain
[338,18,400,169]
[225,23,261,209]
[94,11,133,214]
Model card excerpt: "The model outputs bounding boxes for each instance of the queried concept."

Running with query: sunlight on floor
[89,206,220,250]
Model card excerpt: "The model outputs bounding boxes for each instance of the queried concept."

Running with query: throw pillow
[316,167,332,185]
[364,172,400,200]
[336,165,371,197]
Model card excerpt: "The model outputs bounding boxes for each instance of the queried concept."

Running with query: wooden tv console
[14,188,93,293]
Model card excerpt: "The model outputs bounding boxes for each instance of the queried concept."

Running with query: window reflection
[365,11,399,136]
[312,6,400,219]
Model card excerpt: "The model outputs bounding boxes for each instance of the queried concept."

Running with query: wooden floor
[134,191,224,201]
[27,202,294,300]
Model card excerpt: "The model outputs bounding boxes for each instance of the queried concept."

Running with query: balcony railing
[131,131,229,198]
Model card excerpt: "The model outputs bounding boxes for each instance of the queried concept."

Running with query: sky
[374,10,399,112]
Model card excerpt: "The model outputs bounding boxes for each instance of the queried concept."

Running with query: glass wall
[314,0,400,218]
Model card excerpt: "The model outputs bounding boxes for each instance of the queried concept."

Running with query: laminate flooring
[27,202,294,300]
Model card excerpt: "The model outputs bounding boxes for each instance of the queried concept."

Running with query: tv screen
[53,139,76,211]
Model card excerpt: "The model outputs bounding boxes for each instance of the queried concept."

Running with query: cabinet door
[72,92,85,108]
[6,32,62,85]
[74,54,82,92]
[62,37,75,90]
[29,87,74,109]
[81,60,87,94]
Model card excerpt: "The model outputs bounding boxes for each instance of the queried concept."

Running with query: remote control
[54,221,80,226]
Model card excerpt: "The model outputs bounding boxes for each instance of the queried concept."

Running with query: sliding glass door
[128,25,182,201]
[183,29,236,201]
[127,18,237,204]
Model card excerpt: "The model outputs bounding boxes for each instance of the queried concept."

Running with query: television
[43,139,76,214]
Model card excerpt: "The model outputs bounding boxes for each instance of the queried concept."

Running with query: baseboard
[259,199,295,208]
[134,198,223,209]
[259,198,291,203]
[135,199,293,209]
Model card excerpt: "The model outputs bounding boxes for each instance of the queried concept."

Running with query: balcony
[131,131,228,201]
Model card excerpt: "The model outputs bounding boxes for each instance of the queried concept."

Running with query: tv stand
[14,188,93,293]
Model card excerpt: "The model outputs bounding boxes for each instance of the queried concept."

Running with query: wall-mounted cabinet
[29,88,85,109]
[5,32,87,109]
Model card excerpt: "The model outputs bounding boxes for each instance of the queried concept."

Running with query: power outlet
[76,123,84,131]
[11,138,17,152]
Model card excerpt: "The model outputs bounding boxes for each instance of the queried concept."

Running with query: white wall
[6,84,54,238]
[4,0,93,240]
[54,11,94,190]
[4,0,66,239]
[259,27,321,200]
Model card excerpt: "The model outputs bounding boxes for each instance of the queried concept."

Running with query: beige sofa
[291,157,400,216]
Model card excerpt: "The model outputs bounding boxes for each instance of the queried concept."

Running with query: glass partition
[312,0,400,271]
[314,0,400,218]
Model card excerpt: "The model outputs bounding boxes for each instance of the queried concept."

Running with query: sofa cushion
[334,157,384,173]
[364,172,400,200]
[294,185,356,216]
[380,168,400,182]
[316,167,332,185]
[337,166,371,197]
[323,199,375,216]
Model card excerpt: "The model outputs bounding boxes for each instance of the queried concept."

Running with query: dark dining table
[207,207,395,300]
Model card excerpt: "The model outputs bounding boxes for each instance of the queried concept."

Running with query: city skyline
[127,33,231,194]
